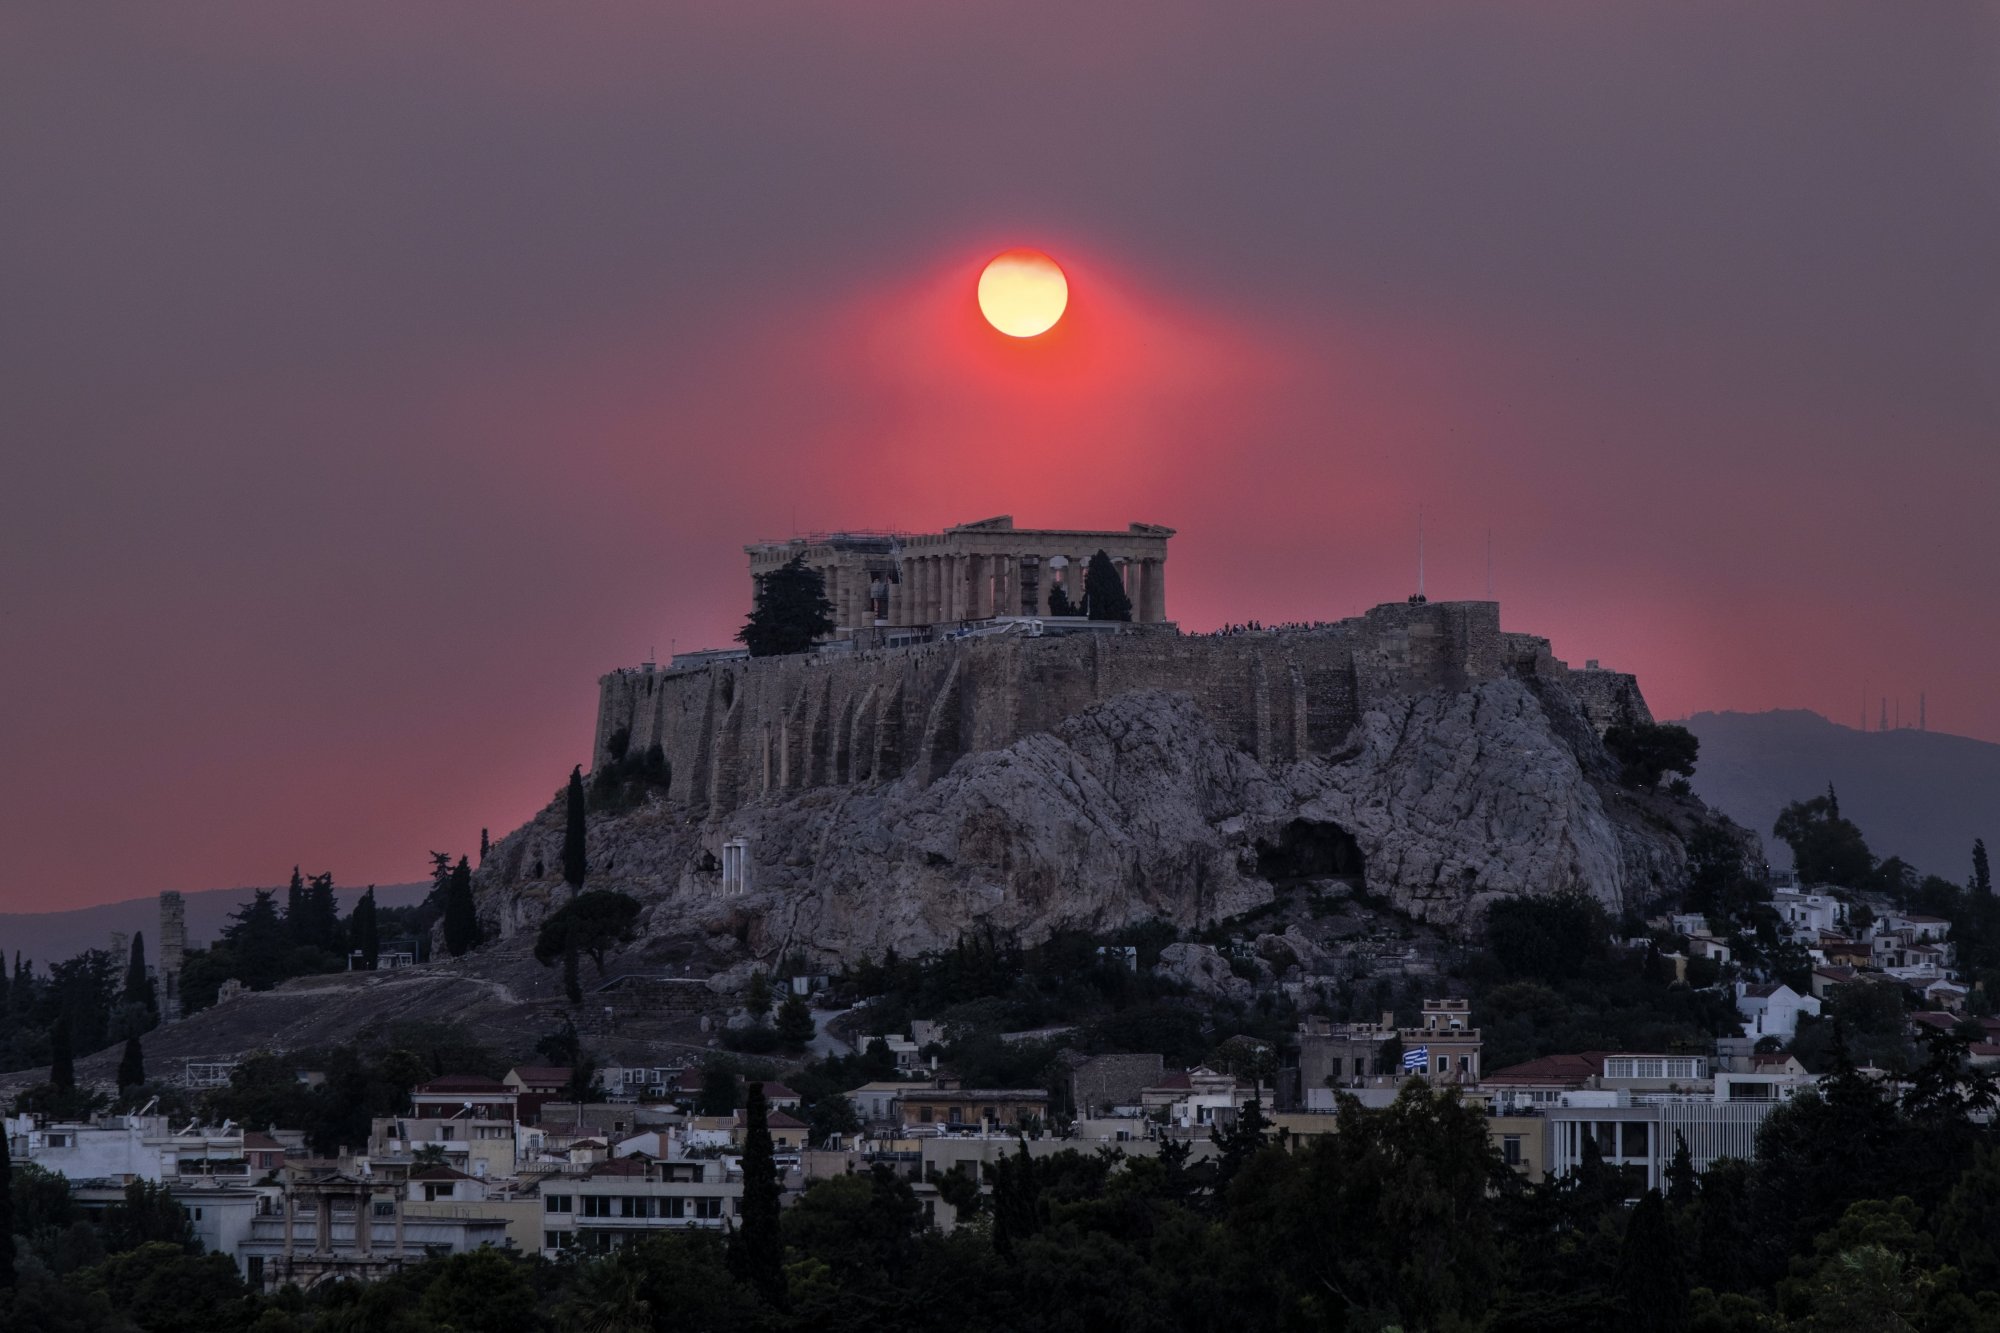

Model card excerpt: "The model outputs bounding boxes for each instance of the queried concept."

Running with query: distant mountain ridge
[0,881,429,968]
[1685,709,1999,881]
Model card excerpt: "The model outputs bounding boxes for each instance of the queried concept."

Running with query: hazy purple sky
[4,3,1996,912]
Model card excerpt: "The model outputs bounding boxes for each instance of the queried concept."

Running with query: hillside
[1685,709,1999,880]
[0,881,429,969]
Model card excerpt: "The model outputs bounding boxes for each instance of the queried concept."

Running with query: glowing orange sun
[977,248,1068,337]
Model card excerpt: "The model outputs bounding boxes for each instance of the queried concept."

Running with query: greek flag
[1401,1045,1429,1073]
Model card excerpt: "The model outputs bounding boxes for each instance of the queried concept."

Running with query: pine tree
[737,1080,786,1305]
[480,828,490,863]
[351,887,380,969]
[0,1118,15,1290]
[1083,549,1132,622]
[443,856,478,957]
[563,767,588,896]
[118,1034,145,1089]
[1975,838,1992,895]
[775,991,815,1049]
[562,947,582,1003]
[745,970,773,1018]
[11,952,29,1017]
[736,554,835,656]
[50,1013,75,1094]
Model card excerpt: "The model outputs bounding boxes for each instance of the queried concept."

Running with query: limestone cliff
[477,623,1716,971]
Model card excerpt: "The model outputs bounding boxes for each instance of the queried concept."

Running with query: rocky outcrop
[478,674,1713,970]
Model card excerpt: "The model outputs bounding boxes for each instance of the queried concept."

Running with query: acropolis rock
[476,595,1712,969]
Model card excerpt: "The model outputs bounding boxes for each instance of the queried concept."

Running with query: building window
[1328,1057,1343,1078]
[247,1256,263,1287]
[1435,1056,1446,1074]
[663,1197,685,1219]
[693,1197,724,1219]
[949,1107,963,1125]
[1621,1122,1648,1158]
[919,1106,932,1123]
[1502,1135,1522,1167]
[545,1195,572,1214]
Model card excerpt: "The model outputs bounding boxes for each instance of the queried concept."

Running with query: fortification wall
[592,600,1625,820]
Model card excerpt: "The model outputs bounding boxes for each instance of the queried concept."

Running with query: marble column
[1128,559,1147,622]
[893,559,910,627]
[971,554,992,619]
[357,1190,373,1256]
[922,556,937,623]
[999,554,1017,616]
[315,1192,330,1255]
[1146,559,1167,622]
[947,554,965,622]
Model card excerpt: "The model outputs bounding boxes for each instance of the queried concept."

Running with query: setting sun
[977,248,1068,337]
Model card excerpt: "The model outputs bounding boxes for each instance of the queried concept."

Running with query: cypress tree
[562,767,588,997]
[123,931,155,1015]
[1618,1189,1690,1332]
[0,946,8,1014]
[737,1080,785,1305]
[1083,549,1133,622]
[480,828,490,863]
[1975,838,1992,895]
[50,1013,75,1094]
[351,887,380,969]
[118,1034,145,1090]
[285,866,307,943]
[563,766,589,897]
[0,1118,15,1290]
[443,857,478,957]
[13,953,32,1018]
[304,872,340,951]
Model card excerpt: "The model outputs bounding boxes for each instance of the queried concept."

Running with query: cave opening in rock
[1256,818,1366,883]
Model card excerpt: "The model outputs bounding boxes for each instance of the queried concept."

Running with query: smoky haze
[2,2,1995,911]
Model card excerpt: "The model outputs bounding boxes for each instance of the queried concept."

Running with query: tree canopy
[737,554,836,656]
[1082,549,1132,622]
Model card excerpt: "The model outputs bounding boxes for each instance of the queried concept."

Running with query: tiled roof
[414,1074,509,1094]
[766,1110,808,1129]
[242,1132,286,1150]
[409,1164,475,1181]
[1481,1053,1608,1085]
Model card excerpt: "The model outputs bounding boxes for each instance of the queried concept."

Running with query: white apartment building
[537,1156,744,1256]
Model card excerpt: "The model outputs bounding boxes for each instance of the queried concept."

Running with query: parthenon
[744,516,1174,641]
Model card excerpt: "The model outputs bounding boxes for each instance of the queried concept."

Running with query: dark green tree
[533,891,643,980]
[1974,838,1992,895]
[698,1060,739,1115]
[1602,721,1700,789]
[737,554,835,655]
[1082,549,1132,622]
[563,765,589,895]
[1773,790,1876,886]
[121,931,154,1016]
[1665,1131,1698,1208]
[50,1013,74,1094]
[283,866,307,942]
[0,1117,14,1291]
[350,886,380,969]
[118,1035,145,1090]
[12,951,30,1017]
[441,856,478,957]
[736,1081,785,1305]
[1048,583,1077,616]
[745,969,773,1018]
[1619,1189,1690,1332]
[774,991,815,1049]
[100,1179,195,1253]
[299,872,341,952]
